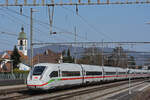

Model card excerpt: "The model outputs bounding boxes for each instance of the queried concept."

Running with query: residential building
[33,49,62,65]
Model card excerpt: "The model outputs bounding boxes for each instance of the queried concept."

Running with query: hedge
[13,68,29,74]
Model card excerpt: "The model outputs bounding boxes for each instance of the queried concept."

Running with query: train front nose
[27,66,48,90]
[27,76,46,90]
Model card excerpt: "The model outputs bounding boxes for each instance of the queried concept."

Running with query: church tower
[18,27,27,56]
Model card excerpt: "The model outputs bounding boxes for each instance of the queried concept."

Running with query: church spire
[18,26,27,39]
[21,26,24,32]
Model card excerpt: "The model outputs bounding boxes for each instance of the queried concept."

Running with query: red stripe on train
[27,82,48,87]
[61,77,83,80]
[27,74,149,87]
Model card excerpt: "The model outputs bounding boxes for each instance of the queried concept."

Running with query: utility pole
[30,8,33,67]
[85,32,87,42]
[128,68,131,94]
[128,45,131,94]
[102,40,104,66]
[92,44,94,64]
[30,8,38,67]
[101,40,104,81]
[74,26,77,64]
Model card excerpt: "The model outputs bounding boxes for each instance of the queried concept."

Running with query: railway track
[0,79,147,100]
[41,79,146,100]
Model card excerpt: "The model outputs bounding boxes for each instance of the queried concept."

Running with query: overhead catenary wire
[0,3,150,65]
[0,33,17,50]
[0,7,60,42]
[61,6,114,42]
[0,6,149,46]
[0,10,46,43]
[0,13,43,43]
[5,7,92,41]
[0,7,89,42]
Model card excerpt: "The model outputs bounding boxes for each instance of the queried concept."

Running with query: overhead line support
[1,1,150,6]
[33,42,150,46]
[30,8,33,67]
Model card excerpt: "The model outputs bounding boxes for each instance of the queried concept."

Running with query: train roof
[34,63,60,67]
[34,63,82,71]
[34,63,127,69]
[34,63,148,72]
[34,63,82,66]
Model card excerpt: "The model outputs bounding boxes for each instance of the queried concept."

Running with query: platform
[0,84,26,91]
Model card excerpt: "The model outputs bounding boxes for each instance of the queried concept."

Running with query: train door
[80,64,85,84]
[57,66,63,87]
[102,67,104,81]
[48,66,60,88]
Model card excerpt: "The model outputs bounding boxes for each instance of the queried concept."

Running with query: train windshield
[33,66,46,75]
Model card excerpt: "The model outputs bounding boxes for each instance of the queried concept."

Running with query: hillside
[27,45,150,65]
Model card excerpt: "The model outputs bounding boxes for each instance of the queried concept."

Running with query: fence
[0,73,28,80]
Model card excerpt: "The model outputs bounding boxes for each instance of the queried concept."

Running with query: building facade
[0,51,28,72]
[33,49,62,65]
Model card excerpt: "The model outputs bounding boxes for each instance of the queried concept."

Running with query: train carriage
[59,63,83,86]
[27,63,83,90]
[134,69,142,78]
[141,70,148,78]
[82,65,103,84]
[103,66,117,81]
[128,69,135,79]
[27,63,150,90]
[27,63,61,90]
[116,68,127,80]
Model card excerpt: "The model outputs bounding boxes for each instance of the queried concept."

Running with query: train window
[105,72,116,75]
[118,72,126,75]
[86,71,102,76]
[50,71,58,78]
[62,71,80,77]
[33,66,46,75]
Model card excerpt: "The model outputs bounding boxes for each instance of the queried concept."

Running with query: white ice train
[27,63,150,90]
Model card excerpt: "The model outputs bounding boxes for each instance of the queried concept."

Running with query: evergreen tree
[62,50,66,56]
[63,48,74,63]
[67,49,71,57]
[11,45,21,69]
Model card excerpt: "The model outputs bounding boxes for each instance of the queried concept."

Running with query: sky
[0,1,150,52]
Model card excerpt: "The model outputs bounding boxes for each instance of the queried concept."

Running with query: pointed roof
[1,50,27,60]
[18,27,27,39]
